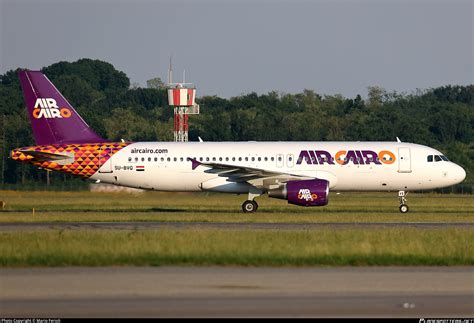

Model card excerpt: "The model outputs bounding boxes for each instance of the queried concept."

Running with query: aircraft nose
[452,164,466,184]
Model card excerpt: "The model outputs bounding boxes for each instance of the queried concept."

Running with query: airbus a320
[11,71,466,213]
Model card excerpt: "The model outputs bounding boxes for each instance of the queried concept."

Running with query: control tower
[167,83,199,142]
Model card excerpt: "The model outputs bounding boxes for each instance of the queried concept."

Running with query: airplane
[10,70,466,213]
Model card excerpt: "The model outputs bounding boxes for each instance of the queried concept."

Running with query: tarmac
[1,266,473,317]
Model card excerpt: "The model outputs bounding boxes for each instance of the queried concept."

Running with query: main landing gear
[242,200,258,213]
[242,189,262,213]
[398,191,409,213]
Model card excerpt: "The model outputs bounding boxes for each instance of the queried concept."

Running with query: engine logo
[297,189,318,202]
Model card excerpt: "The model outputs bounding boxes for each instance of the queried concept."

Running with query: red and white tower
[167,83,198,142]
[166,58,199,142]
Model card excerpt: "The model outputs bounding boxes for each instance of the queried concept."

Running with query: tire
[242,200,257,213]
[399,204,409,213]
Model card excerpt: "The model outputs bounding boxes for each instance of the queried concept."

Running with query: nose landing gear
[398,191,409,213]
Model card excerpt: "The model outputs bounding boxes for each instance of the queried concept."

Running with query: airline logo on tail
[32,98,71,119]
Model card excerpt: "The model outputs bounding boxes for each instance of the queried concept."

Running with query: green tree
[147,77,166,90]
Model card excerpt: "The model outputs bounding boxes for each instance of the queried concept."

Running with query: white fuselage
[91,141,466,193]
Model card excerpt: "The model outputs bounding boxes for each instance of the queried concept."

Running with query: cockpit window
[428,154,448,162]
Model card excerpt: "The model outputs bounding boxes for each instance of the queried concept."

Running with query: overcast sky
[1,0,472,98]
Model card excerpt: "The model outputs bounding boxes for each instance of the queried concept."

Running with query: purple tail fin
[18,70,107,145]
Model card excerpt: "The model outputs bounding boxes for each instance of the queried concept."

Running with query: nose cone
[452,164,466,184]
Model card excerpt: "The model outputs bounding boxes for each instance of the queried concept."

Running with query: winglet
[187,157,201,170]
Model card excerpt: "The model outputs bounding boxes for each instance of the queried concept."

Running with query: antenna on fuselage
[396,137,401,143]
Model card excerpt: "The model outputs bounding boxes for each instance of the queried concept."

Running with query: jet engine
[268,179,329,206]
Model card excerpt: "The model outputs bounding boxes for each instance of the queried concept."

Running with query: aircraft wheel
[242,200,258,213]
[399,204,409,213]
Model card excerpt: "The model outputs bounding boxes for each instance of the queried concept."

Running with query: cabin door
[398,147,411,173]
[99,147,113,173]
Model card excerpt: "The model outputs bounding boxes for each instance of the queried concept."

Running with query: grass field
[1,228,472,267]
[0,190,472,267]
[0,190,472,223]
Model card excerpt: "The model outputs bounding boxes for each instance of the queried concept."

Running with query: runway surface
[1,267,473,317]
[1,221,473,231]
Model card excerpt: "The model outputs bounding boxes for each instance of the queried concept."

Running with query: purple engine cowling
[268,179,329,206]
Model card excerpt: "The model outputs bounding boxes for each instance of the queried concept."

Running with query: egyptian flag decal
[136,165,145,172]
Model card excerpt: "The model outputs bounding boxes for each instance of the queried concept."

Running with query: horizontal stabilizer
[18,150,75,165]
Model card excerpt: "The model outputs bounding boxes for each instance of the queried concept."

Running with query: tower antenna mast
[168,56,173,84]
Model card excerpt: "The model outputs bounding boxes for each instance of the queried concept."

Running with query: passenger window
[232,157,236,161]
[212,157,216,161]
[174,157,177,162]
[148,157,151,162]
[167,157,171,162]
[219,157,223,161]
[245,157,248,161]
[161,157,164,162]
[239,157,242,161]
[135,157,138,162]
[226,157,229,162]
[154,157,157,162]
[427,155,433,162]
[206,157,209,161]
[271,157,275,161]
[180,157,184,162]
[435,155,442,162]
[264,157,268,161]
[128,157,132,162]
[251,157,255,161]
[258,157,261,161]
[199,157,203,161]
[141,157,145,162]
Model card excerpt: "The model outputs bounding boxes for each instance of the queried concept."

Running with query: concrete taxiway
[1,267,473,317]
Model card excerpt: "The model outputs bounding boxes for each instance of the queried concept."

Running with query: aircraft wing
[187,157,313,190]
